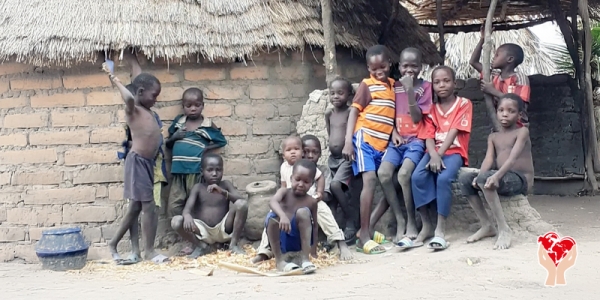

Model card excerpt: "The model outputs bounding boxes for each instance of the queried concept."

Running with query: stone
[244,180,277,241]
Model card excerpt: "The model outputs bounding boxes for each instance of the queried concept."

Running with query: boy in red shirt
[411,66,473,251]
[470,27,530,127]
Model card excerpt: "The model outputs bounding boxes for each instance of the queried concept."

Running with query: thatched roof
[400,0,598,33]
[0,0,441,66]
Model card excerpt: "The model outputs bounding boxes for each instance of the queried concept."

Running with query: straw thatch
[421,28,555,80]
[400,0,583,33]
[0,0,441,66]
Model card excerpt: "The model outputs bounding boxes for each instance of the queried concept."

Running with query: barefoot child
[370,47,432,246]
[342,45,395,254]
[301,134,353,260]
[411,66,473,251]
[171,153,248,257]
[102,53,169,264]
[470,26,530,127]
[324,77,358,243]
[458,94,533,250]
[265,159,319,274]
[166,88,227,217]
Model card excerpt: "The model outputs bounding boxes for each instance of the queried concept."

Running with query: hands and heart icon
[537,232,576,267]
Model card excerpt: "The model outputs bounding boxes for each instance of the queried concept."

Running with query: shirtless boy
[458,93,533,250]
[265,159,319,274]
[102,52,168,264]
[324,77,357,242]
[171,153,248,257]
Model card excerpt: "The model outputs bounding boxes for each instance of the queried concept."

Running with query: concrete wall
[457,74,585,178]
[0,48,369,262]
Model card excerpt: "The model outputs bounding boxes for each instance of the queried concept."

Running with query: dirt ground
[1,195,599,299]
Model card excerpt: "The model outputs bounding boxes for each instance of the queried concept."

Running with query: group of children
[103,26,535,271]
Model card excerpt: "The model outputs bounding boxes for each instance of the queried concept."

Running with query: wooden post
[481,0,501,132]
[436,0,446,62]
[320,0,338,85]
[578,0,600,191]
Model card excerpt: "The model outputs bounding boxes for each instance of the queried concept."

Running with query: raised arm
[102,64,135,115]
[479,134,496,173]
[494,128,529,178]
[469,38,484,73]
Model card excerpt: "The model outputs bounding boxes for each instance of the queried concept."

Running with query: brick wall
[0,48,369,262]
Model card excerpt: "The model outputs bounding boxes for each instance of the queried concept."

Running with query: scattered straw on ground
[68,245,360,278]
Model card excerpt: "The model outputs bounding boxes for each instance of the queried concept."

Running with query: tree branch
[320,0,338,85]
[482,0,501,132]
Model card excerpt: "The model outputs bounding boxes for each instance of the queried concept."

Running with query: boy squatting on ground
[264,159,319,274]
[342,45,396,254]
[251,136,352,263]
[458,94,534,250]
[171,153,248,258]
[324,77,359,242]
[102,54,169,264]
[470,26,530,127]
[166,88,227,220]
[301,134,353,260]
[411,66,473,251]
[367,47,433,247]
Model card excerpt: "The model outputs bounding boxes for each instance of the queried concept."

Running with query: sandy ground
[1,195,599,299]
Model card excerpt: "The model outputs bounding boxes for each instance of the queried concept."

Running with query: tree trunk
[320,0,338,85]
[481,0,501,132]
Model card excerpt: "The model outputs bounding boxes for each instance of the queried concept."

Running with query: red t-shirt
[480,70,530,126]
[418,97,473,166]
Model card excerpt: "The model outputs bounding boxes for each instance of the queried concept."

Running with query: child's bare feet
[337,241,353,261]
[229,244,246,255]
[188,246,212,259]
[250,253,269,264]
[466,225,497,243]
[494,228,512,250]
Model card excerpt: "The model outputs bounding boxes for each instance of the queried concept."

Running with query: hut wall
[457,74,585,179]
[0,47,369,262]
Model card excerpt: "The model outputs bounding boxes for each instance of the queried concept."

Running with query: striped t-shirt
[351,76,396,152]
[168,115,227,174]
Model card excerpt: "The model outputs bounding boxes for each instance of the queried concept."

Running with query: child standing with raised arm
[458,94,534,250]
[342,45,395,255]
[102,53,169,264]
[324,77,357,243]
[166,88,227,218]
[371,47,432,246]
[470,26,530,127]
[411,66,473,251]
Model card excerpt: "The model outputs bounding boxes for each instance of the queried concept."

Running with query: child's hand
[391,131,404,147]
[183,214,195,233]
[172,128,186,140]
[314,192,323,201]
[480,81,495,94]
[342,141,354,161]
[426,154,444,173]
[279,216,291,234]
[484,174,500,189]
[207,184,225,195]
[399,74,414,90]
[479,24,493,39]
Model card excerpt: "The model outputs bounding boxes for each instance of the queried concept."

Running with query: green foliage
[550,22,600,82]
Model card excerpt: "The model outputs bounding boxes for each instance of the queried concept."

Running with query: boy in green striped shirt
[166,88,228,218]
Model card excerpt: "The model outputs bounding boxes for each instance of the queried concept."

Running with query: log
[481,0,501,132]
[436,0,446,61]
[320,0,338,85]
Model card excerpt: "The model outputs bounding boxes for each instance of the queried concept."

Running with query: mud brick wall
[0,48,369,262]
[457,74,585,177]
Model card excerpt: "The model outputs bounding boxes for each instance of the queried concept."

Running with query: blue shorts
[352,130,385,176]
[265,209,314,254]
[382,140,426,167]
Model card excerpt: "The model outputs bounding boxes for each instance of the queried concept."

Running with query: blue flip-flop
[427,237,450,251]
[397,238,424,251]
